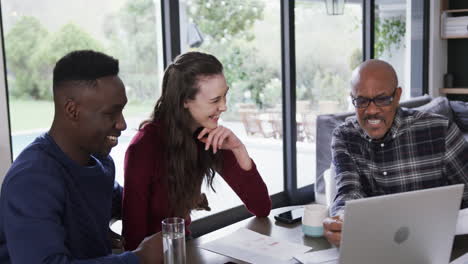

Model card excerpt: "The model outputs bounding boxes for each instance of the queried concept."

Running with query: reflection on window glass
[374,0,409,100]
[2,0,164,186]
[295,0,363,188]
[179,0,283,219]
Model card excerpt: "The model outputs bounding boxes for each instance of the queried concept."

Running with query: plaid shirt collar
[348,107,405,143]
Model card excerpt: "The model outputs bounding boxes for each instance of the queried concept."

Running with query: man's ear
[395,87,403,105]
[64,99,79,121]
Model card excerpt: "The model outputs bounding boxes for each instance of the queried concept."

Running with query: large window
[2,0,164,186]
[179,0,283,219]
[295,0,363,188]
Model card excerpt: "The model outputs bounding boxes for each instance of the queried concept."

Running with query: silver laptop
[338,184,464,264]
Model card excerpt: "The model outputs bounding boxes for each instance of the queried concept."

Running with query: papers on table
[293,248,339,264]
[456,208,468,235]
[199,228,311,264]
[198,209,468,264]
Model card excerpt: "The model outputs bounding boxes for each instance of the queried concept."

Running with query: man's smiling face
[351,60,402,140]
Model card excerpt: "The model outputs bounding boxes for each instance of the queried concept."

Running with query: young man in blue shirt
[0,50,162,263]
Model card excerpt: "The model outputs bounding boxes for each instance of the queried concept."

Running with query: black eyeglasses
[351,89,397,108]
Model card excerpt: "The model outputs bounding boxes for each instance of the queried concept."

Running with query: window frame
[0,6,12,182]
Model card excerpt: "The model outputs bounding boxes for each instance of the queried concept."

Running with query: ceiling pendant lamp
[325,0,345,15]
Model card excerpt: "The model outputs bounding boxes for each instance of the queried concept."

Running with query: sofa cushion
[315,112,354,193]
[450,100,468,132]
[412,96,454,121]
[399,94,432,108]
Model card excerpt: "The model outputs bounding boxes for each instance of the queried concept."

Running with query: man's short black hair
[53,50,119,91]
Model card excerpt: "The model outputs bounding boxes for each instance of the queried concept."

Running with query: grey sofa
[314,95,468,197]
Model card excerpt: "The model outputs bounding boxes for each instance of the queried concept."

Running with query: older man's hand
[323,215,343,247]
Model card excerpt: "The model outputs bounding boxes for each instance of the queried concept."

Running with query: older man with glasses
[322,59,468,247]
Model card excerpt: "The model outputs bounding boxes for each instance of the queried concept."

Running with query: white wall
[428,0,447,97]
[0,21,12,183]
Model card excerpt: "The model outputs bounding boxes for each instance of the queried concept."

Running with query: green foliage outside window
[296,59,349,109]
[187,0,264,42]
[186,0,280,110]
[103,0,160,103]
[374,16,406,58]
[31,24,104,99]
[6,18,104,100]
[5,16,48,99]
[5,0,159,102]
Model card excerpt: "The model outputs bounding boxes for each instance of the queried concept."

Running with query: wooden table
[186,206,468,263]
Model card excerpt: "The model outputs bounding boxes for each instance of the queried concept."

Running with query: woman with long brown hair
[122,51,271,250]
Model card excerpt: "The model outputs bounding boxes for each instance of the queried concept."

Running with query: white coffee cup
[302,203,328,237]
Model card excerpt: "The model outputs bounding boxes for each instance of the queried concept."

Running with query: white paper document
[450,253,468,264]
[199,228,312,264]
[456,208,468,235]
[293,248,339,264]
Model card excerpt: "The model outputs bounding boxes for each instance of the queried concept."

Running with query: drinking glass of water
[162,217,186,264]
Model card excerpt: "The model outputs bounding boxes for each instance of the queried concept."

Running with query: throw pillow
[450,100,468,132]
[413,96,454,121]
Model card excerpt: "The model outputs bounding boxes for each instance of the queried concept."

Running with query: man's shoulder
[400,108,450,127]
[8,138,58,172]
[333,116,360,137]
[3,141,66,194]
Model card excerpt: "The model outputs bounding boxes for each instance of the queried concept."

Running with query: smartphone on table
[274,207,304,224]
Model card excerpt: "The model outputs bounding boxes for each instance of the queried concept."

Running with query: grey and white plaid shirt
[331,107,468,216]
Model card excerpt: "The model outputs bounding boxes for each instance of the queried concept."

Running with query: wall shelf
[441,0,468,101]
[439,88,468,94]
[442,35,468,39]
[444,8,468,13]
[440,0,468,39]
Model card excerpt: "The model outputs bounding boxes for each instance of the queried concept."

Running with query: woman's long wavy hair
[141,51,223,216]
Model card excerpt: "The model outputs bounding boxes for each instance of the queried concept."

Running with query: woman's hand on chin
[196,126,243,154]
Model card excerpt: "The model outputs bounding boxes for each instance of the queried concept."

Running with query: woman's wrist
[231,144,252,171]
